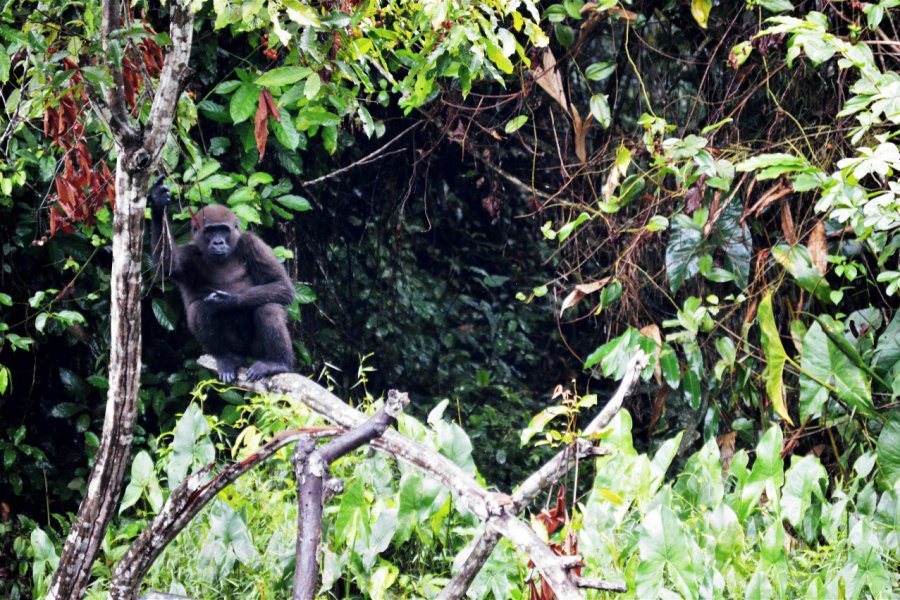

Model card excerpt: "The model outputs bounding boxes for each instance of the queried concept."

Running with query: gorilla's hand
[149,176,170,215]
[204,290,240,310]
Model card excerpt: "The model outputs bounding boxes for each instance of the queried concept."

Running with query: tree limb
[292,390,409,600]
[438,352,648,600]
[197,356,584,599]
[110,427,341,600]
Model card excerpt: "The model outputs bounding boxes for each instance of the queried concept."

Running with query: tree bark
[292,390,408,599]
[47,2,194,598]
[198,357,586,600]
[47,167,149,600]
[438,352,648,600]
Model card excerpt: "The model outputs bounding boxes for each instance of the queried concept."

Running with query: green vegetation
[0,0,899,597]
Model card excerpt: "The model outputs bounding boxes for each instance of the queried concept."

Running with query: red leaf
[261,89,280,122]
[254,92,270,161]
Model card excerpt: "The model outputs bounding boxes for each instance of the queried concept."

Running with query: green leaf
[589,94,611,128]
[876,413,900,487]
[758,292,793,425]
[50,402,84,418]
[303,72,321,99]
[520,406,567,445]
[799,322,875,420]
[738,426,784,519]
[636,506,698,598]
[255,66,312,87]
[757,0,794,12]
[734,153,813,180]
[231,203,262,225]
[557,212,591,242]
[690,0,712,28]
[272,113,300,149]
[213,80,241,95]
[297,109,341,128]
[485,40,514,74]
[771,244,832,304]
[665,214,703,292]
[276,194,311,212]
[229,84,260,124]
[504,115,528,134]
[553,24,575,48]
[585,61,615,81]
[682,367,701,409]
[659,343,681,389]
[151,297,178,331]
[295,284,317,304]
[167,404,214,489]
[782,455,827,526]
[584,328,643,379]
[872,312,900,376]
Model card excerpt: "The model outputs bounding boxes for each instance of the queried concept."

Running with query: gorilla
[149,178,295,382]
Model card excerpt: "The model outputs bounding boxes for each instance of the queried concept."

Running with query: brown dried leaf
[781,202,797,245]
[560,277,610,314]
[254,92,270,161]
[532,50,569,115]
[717,432,737,471]
[261,89,281,122]
[807,220,827,275]
[572,105,587,163]
[639,324,663,384]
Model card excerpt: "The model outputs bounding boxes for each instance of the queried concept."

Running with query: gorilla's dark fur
[149,179,295,382]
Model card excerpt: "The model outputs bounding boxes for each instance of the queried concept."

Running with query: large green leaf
[255,66,312,87]
[229,83,260,124]
[873,312,900,377]
[167,404,214,488]
[781,455,827,526]
[737,426,784,520]
[876,413,900,487]
[665,213,703,292]
[772,244,832,304]
[758,292,794,425]
[799,322,875,420]
[636,505,699,598]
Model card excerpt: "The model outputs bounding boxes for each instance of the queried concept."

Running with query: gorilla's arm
[236,233,296,307]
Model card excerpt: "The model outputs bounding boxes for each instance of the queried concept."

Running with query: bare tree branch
[109,427,340,600]
[293,391,409,599]
[100,0,139,145]
[197,356,585,599]
[438,352,648,600]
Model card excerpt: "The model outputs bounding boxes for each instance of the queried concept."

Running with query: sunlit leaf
[758,292,794,425]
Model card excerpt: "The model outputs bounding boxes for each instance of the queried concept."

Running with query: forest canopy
[0,0,898,598]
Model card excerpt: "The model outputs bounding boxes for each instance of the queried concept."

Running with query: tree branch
[197,356,584,599]
[140,1,194,170]
[100,0,139,144]
[438,352,648,600]
[292,390,409,599]
[109,427,340,600]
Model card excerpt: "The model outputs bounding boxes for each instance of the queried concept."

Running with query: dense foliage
[0,0,899,597]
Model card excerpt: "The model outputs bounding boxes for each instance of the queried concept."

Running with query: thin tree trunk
[47,167,149,600]
[47,1,194,596]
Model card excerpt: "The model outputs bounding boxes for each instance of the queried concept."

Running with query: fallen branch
[292,390,408,599]
[110,427,340,600]
[196,355,584,599]
[438,352,648,599]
